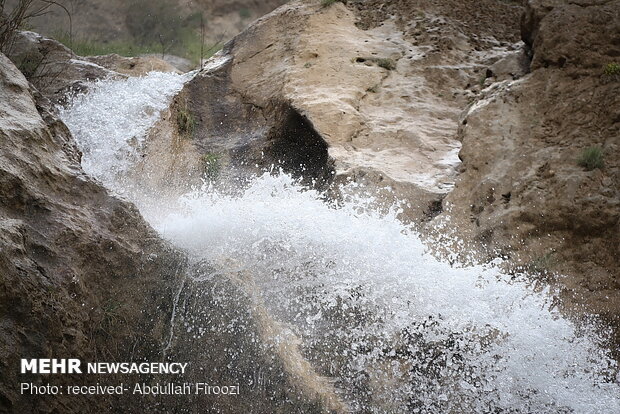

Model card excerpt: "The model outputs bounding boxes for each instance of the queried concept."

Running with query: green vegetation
[354,56,397,71]
[176,103,196,136]
[478,74,487,87]
[201,153,221,180]
[99,299,126,334]
[54,32,154,57]
[603,62,620,77]
[54,1,222,64]
[2,0,223,64]
[321,0,343,7]
[525,253,556,276]
[239,8,252,19]
[54,31,221,65]
[376,58,396,71]
[577,146,604,171]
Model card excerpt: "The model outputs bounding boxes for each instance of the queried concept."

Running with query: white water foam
[61,72,620,413]
[150,175,619,413]
[59,71,189,189]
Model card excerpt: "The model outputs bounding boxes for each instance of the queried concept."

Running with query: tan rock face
[85,53,180,75]
[434,0,620,335]
[145,0,620,350]
[151,0,522,220]
[4,31,119,102]
[522,0,620,72]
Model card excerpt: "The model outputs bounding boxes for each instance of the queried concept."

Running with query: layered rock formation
[0,51,181,412]
[435,0,620,332]
[135,0,524,219]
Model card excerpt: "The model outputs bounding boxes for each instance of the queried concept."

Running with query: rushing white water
[60,72,620,413]
[59,71,189,188]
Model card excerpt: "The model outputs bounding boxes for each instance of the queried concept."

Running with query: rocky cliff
[1,0,619,412]
[0,51,182,412]
[436,0,620,338]
[135,0,523,215]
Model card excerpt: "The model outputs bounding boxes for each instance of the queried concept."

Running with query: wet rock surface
[1,0,619,411]
[0,53,340,413]
[144,0,523,221]
[0,51,182,412]
[143,0,620,350]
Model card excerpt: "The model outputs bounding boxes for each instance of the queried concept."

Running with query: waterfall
[60,71,620,414]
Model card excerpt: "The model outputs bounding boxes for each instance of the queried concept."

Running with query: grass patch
[603,62,620,77]
[176,102,196,135]
[54,33,155,57]
[577,146,604,171]
[321,0,342,7]
[201,153,221,180]
[376,58,396,70]
[55,31,221,66]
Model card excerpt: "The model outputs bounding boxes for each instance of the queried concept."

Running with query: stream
[59,71,620,414]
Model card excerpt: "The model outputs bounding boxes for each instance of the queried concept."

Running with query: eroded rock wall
[435,0,620,330]
[0,51,183,412]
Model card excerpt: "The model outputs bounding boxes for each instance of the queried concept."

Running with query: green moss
[376,58,396,71]
[577,146,604,171]
[321,0,342,7]
[201,153,221,180]
[603,62,620,77]
[525,253,556,275]
[176,103,196,136]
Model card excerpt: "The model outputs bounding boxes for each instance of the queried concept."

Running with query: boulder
[4,31,181,104]
[4,31,119,102]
